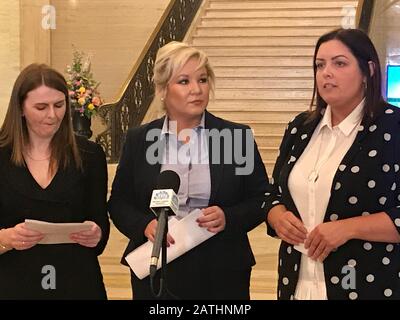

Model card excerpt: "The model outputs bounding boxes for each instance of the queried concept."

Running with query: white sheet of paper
[294,243,308,255]
[125,208,215,279]
[25,219,93,244]
[294,225,310,255]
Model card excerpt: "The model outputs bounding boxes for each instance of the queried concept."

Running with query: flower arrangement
[66,49,103,118]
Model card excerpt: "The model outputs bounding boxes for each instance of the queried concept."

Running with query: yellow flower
[78,97,86,105]
[88,103,95,110]
[79,86,86,94]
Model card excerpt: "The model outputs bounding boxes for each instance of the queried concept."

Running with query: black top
[266,104,400,300]
[0,137,110,299]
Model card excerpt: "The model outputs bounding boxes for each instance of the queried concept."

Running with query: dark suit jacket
[108,111,273,274]
[266,103,400,300]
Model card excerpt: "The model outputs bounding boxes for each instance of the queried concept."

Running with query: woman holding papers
[265,28,400,299]
[0,64,109,299]
[108,41,272,299]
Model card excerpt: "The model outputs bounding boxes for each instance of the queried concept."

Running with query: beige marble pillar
[0,1,21,125]
[20,0,52,68]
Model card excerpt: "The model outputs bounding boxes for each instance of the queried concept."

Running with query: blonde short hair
[153,41,215,98]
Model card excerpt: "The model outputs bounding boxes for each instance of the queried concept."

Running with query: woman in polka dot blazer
[265,28,400,300]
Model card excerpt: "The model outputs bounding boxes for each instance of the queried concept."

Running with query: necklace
[308,130,325,183]
[308,128,338,183]
[25,153,51,161]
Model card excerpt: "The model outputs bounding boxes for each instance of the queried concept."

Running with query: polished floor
[98,223,280,300]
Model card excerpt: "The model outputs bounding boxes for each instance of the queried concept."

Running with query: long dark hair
[0,63,82,172]
[309,28,385,123]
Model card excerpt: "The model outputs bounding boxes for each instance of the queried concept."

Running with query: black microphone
[149,170,180,278]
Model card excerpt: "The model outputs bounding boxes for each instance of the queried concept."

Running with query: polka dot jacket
[265,104,400,300]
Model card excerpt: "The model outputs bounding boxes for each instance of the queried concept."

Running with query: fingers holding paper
[268,206,308,246]
[197,206,226,233]
[305,221,349,262]
[70,221,102,248]
[144,219,175,247]
[3,222,44,250]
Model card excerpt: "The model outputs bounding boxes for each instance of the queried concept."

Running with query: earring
[160,97,165,102]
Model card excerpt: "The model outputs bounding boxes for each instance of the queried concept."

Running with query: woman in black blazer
[266,29,400,299]
[108,41,272,299]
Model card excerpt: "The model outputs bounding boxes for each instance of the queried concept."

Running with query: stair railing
[96,0,203,162]
[356,0,375,32]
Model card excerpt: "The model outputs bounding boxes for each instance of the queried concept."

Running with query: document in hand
[294,243,308,255]
[24,219,93,244]
[125,208,215,279]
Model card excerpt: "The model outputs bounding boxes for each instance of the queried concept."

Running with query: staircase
[108,0,359,187]
[188,0,358,174]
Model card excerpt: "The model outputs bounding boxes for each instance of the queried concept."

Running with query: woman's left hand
[305,220,352,262]
[70,221,102,248]
[197,206,226,233]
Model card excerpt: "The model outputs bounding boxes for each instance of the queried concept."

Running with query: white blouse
[288,100,364,300]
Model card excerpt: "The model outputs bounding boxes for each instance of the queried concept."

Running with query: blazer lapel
[205,111,224,204]
[330,115,371,184]
[142,117,164,190]
[275,113,321,220]
[280,113,322,185]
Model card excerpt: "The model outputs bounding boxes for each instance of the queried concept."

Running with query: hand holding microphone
[144,219,175,246]
[148,170,180,278]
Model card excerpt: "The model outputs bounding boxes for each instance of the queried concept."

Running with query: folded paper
[125,209,215,279]
[25,219,92,244]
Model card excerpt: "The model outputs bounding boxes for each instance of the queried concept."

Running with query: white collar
[317,98,365,137]
[161,112,205,137]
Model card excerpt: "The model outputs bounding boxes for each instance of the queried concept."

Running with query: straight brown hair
[0,63,82,172]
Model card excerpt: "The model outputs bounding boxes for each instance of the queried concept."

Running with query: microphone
[149,170,180,278]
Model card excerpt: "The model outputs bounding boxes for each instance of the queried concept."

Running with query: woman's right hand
[144,219,175,247]
[267,205,308,245]
[1,223,44,250]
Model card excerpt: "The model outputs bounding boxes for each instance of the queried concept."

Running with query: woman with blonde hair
[109,41,272,299]
[0,63,109,299]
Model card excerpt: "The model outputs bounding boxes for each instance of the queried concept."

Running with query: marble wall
[369,0,400,97]
[0,1,20,124]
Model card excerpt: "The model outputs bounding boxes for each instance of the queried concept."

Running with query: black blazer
[108,111,273,272]
[266,104,400,300]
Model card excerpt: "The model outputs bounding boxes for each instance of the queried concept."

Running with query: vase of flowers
[66,49,103,139]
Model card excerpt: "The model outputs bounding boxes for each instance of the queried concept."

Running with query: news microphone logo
[150,189,179,216]
[154,190,169,200]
